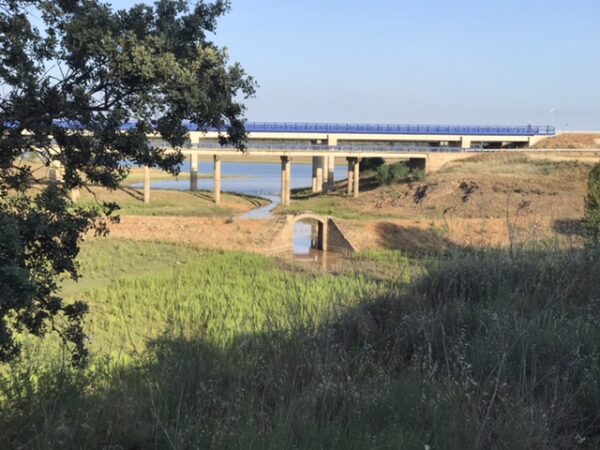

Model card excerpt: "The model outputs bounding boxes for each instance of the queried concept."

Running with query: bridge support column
[315,157,324,193]
[144,166,151,204]
[327,155,335,191]
[285,157,291,205]
[281,156,291,206]
[213,155,221,205]
[461,137,472,148]
[323,155,329,186]
[346,157,355,196]
[190,153,198,191]
[312,157,317,193]
[353,158,360,197]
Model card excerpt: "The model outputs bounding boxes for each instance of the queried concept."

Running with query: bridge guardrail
[46,120,555,136]
[189,143,518,153]
[239,122,555,136]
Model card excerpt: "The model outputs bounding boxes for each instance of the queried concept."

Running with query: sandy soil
[103,216,275,252]
[102,213,578,257]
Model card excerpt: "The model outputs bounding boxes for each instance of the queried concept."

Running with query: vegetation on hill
[533,133,600,149]
[585,163,600,241]
[1,240,600,449]
[376,161,425,185]
[285,154,591,225]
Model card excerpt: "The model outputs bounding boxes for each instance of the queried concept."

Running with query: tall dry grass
[1,243,599,449]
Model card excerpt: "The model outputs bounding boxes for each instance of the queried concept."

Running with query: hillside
[534,132,600,149]
[281,153,598,252]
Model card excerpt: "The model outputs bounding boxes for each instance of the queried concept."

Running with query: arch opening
[292,217,326,256]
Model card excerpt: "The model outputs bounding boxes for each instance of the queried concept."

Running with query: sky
[114,0,600,130]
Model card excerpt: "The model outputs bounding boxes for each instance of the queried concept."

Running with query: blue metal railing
[239,122,554,136]
[49,120,556,136]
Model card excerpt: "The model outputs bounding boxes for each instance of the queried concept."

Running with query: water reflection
[293,220,315,255]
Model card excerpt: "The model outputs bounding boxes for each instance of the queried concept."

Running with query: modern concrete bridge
[139,121,556,206]
[47,120,557,205]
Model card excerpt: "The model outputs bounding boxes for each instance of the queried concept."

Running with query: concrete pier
[327,155,335,191]
[311,157,318,193]
[461,136,472,148]
[315,157,324,193]
[353,158,360,197]
[280,156,291,206]
[347,158,355,196]
[285,157,291,205]
[190,153,198,191]
[323,155,329,186]
[144,166,150,204]
[213,155,221,205]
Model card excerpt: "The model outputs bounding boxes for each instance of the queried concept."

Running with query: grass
[76,185,267,217]
[278,154,593,223]
[61,239,202,298]
[2,239,600,448]
[19,163,268,217]
[440,153,592,177]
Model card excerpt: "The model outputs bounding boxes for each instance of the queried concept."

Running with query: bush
[585,162,600,242]
[377,162,425,185]
[360,157,385,171]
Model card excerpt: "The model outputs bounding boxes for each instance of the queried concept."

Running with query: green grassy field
[2,240,600,449]
[77,186,267,217]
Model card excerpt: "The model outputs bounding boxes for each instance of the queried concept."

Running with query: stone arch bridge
[269,213,356,255]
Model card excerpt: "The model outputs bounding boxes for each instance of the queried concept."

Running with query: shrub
[585,162,600,242]
[360,157,385,171]
[377,162,425,185]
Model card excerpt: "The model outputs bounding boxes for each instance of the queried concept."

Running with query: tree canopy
[0,0,255,364]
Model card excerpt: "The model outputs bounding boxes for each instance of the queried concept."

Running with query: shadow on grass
[375,221,455,255]
[552,217,586,237]
[4,247,600,449]
[117,186,144,201]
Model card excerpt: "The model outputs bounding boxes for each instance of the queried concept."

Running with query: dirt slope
[534,133,600,149]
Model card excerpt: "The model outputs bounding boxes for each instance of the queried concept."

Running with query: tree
[0,0,255,364]
[584,162,600,243]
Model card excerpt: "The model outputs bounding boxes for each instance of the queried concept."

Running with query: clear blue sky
[115,0,600,129]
